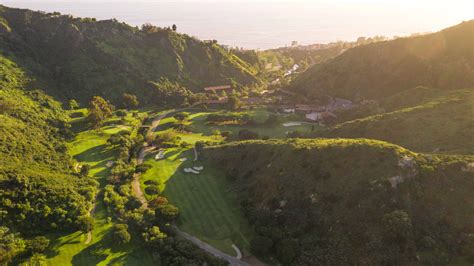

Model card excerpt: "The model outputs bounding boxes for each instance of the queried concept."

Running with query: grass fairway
[140,108,317,257]
[187,108,320,138]
[164,160,253,256]
[141,147,253,256]
[45,110,154,266]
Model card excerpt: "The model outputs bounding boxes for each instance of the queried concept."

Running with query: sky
[2,0,473,49]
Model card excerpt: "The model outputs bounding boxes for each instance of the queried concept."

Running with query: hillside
[204,139,474,265]
[289,20,474,101]
[0,55,97,235]
[319,89,474,154]
[0,5,259,104]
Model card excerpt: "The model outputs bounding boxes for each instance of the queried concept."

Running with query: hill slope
[290,20,474,101]
[319,89,474,154]
[204,139,474,265]
[0,55,97,235]
[0,5,259,104]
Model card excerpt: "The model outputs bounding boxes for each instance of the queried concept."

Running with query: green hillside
[290,20,474,101]
[320,89,474,154]
[204,139,474,265]
[0,5,259,104]
[0,55,97,237]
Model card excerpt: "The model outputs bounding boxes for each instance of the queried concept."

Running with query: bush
[251,235,273,255]
[238,129,259,140]
[144,180,159,186]
[145,186,160,195]
[157,204,179,221]
[112,224,131,244]
[27,236,50,253]
[136,163,152,173]
[80,164,91,176]
[173,112,189,121]
[77,216,94,233]
[70,111,84,118]
[116,109,128,117]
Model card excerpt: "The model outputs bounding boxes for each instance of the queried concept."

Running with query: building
[295,104,323,113]
[305,111,336,123]
[305,112,322,121]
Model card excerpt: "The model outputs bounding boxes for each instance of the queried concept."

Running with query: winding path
[132,108,250,265]
[132,110,174,208]
[175,228,248,266]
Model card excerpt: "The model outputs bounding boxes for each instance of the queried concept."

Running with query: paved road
[175,227,249,266]
[133,108,251,265]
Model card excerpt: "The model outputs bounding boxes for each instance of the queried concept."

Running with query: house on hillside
[325,97,354,111]
[295,104,323,113]
[305,111,336,123]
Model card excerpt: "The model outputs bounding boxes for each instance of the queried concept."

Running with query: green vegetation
[0,54,97,263]
[45,108,155,266]
[205,138,474,265]
[189,109,319,139]
[1,4,473,265]
[320,89,474,154]
[0,5,260,105]
[290,20,474,101]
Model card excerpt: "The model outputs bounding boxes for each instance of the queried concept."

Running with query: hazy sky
[2,0,473,49]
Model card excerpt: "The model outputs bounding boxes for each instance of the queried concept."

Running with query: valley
[0,3,473,266]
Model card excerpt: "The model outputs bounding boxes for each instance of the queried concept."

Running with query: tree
[228,95,241,110]
[0,227,26,264]
[87,96,114,129]
[265,114,278,125]
[122,93,139,109]
[154,131,178,146]
[27,253,47,265]
[68,99,79,110]
[212,129,221,139]
[250,235,273,255]
[145,185,160,195]
[173,112,189,121]
[195,141,204,154]
[27,236,50,253]
[221,131,232,140]
[80,164,91,176]
[149,196,169,209]
[276,238,299,265]
[78,215,94,233]
[238,129,259,140]
[172,24,177,32]
[112,224,131,245]
[143,226,166,244]
[382,210,413,244]
[157,204,179,221]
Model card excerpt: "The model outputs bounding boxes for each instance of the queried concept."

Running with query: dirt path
[132,111,174,208]
[193,146,199,161]
[84,200,97,244]
[175,227,249,266]
[133,107,253,265]
[232,244,243,259]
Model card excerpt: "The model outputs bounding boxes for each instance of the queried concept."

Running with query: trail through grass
[45,110,153,266]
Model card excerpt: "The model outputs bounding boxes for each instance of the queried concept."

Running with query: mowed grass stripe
[194,174,234,238]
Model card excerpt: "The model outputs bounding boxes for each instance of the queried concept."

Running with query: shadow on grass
[74,144,116,162]
[71,238,109,266]
[165,149,182,159]
[155,121,174,131]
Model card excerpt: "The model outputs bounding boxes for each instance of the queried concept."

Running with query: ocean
[2,1,471,49]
